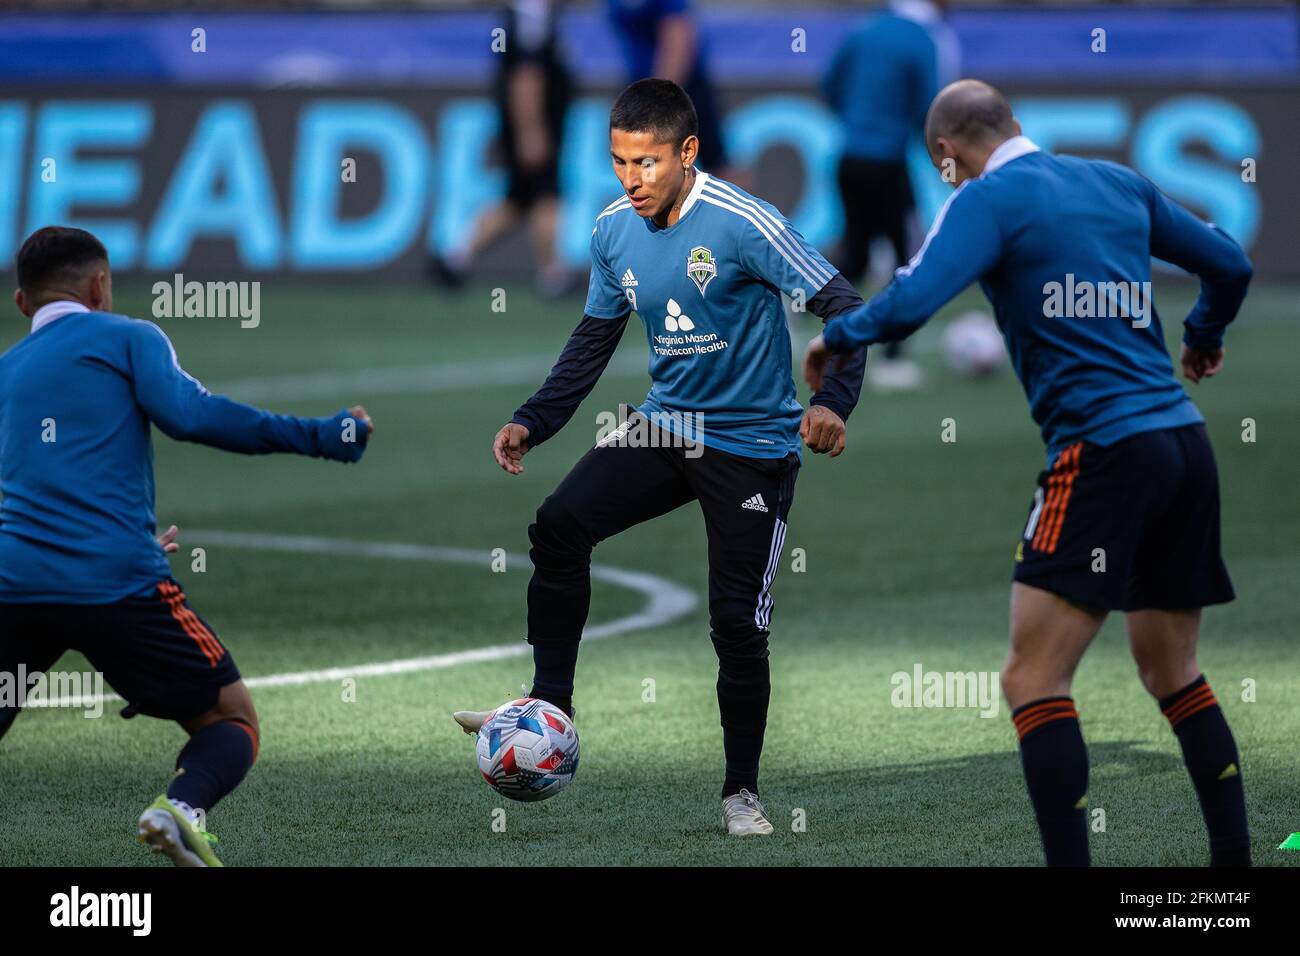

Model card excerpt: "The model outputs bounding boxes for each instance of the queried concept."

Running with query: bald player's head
[923,80,1022,186]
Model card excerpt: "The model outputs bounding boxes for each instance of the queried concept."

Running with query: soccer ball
[475,698,579,802]
[941,311,1007,377]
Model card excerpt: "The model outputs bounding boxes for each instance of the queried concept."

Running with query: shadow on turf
[0,738,1196,866]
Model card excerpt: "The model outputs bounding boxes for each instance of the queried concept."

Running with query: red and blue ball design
[476,698,580,802]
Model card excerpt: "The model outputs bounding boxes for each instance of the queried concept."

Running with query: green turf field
[1,277,1296,866]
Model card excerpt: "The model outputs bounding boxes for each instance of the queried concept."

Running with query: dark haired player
[806,80,1253,866]
[453,79,868,834]
[0,226,373,866]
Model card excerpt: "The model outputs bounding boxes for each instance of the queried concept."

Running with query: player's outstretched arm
[820,184,1004,354]
[801,273,868,457]
[129,321,372,462]
[1142,177,1252,377]
[494,313,629,474]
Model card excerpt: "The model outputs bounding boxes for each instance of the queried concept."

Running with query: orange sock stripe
[1164,686,1218,726]
[1012,699,1074,724]
[1043,445,1082,553]
[159,582,222,666]
[1163,683,1213,713]
[1163,685,1214,723]
[1015,707,1079,739]
[1170,696,1219,726]
[1012,700,1077,730]
[227,718,260,763]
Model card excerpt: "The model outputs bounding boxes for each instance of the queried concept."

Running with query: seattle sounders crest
[687,246,717,295]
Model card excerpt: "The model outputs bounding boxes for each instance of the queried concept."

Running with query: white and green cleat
[722,789,774,836]
[137,795,223,867]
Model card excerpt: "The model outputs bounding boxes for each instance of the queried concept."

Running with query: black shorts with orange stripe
[0,577,240,722]
[1012,423,1235,612]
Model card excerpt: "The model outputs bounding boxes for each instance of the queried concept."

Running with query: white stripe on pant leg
[759,520,785,632]
[758,521,786,630]
[755,465,795,630]
[753,525,778,629]
[762,519,788,629]
[754,517,782,627]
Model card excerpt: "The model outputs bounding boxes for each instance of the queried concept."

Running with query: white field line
[211,352,645,403]
[31,530,698,709]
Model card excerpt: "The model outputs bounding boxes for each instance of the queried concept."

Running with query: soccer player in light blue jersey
[806,80,1253,866]
[455,79,869,834]
[0,226,373,865]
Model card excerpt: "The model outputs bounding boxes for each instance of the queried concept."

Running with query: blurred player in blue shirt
[605,0,734,180]
[822,0,958,391]
[0,226,373,866]
[805,81,1253,867]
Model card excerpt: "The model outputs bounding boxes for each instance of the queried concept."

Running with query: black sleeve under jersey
[806,272,868,421]
[509,313,629,447]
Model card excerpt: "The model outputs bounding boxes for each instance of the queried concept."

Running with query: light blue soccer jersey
[585,171,836,458]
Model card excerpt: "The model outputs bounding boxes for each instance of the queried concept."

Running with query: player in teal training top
[453,79,869,834]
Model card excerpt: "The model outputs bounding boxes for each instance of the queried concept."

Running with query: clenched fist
[800,405,846,457]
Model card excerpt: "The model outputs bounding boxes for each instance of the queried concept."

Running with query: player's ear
[680,135,699,169]
[88,268,109,310]
[930,137,955,170]
[14,287,28,318]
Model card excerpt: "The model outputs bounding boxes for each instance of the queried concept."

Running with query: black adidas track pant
[525,413,799,793]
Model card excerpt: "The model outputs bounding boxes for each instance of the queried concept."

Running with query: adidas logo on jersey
[622,269,638,311]
[741,494,769,513]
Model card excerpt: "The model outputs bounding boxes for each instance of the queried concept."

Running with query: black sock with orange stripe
[167,718,258,813]
[1160,675,1250,866]
[1012,696,1090,866]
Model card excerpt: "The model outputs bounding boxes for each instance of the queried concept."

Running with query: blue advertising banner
[0,84,1292,277]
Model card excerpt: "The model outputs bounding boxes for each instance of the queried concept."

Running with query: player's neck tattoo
[659,167,696,229]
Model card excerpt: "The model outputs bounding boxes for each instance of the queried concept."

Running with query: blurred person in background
[435,0,575,298]
[822,0,958,391]
[605,0,742,184]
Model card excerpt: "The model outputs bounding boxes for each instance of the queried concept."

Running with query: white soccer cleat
[722,789,774,836]
[453,710,491,735]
